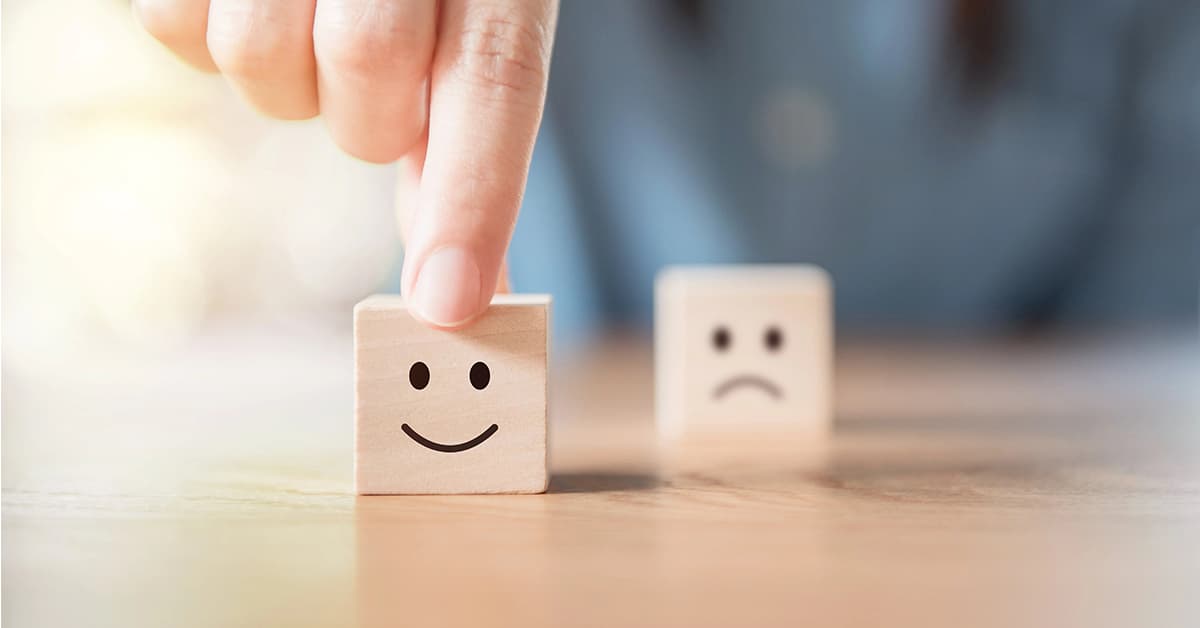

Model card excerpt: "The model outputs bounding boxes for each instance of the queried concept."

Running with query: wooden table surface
[4,326,1199,627]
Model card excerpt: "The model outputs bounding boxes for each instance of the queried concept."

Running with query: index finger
[399,0,556,328]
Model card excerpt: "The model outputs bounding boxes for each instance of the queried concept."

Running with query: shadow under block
[354,294,550,494]
[655,265,832,459]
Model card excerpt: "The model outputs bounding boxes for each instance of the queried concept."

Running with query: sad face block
[354,294,550,494]
[655,266,832,451]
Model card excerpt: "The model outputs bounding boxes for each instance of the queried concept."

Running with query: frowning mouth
[401,423,499,453]
[712,375,783,400]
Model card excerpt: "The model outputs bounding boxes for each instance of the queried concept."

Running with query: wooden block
[654,265,832,456]
[354,294,550,494]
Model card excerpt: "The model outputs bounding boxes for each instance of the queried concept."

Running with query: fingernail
[410,246,482,327]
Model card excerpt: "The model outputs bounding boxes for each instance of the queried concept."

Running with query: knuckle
[206,8,306,81]
[315,16,429,79]
[450,8,550,98]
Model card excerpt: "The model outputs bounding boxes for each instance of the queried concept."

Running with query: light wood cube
[655,265,832,451]
[354,294,550,494]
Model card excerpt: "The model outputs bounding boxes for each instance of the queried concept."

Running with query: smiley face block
[655,266,832,449]
[354,294,550,495]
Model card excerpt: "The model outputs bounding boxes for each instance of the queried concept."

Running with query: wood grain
[3,328,1198,628]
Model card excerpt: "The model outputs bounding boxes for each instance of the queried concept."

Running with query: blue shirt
[507,0,1199,341]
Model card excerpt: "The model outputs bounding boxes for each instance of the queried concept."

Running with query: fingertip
[406,246,486,328]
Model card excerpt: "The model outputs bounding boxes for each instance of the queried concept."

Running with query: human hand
[134,0,558,327]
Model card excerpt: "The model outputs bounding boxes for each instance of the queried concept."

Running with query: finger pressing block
[354,294,550,494]
[655,265,832,456]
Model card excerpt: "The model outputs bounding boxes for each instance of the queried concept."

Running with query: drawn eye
[469,361,491,390]
[764,326,783,352]
[409,361,430,390]
[712,326,731,352]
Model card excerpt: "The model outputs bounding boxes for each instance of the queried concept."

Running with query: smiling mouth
[401,423,499,453]
[712,374,783,400]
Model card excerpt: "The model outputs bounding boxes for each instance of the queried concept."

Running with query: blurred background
[2,6,1198,624]
[2,0,1197,360]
